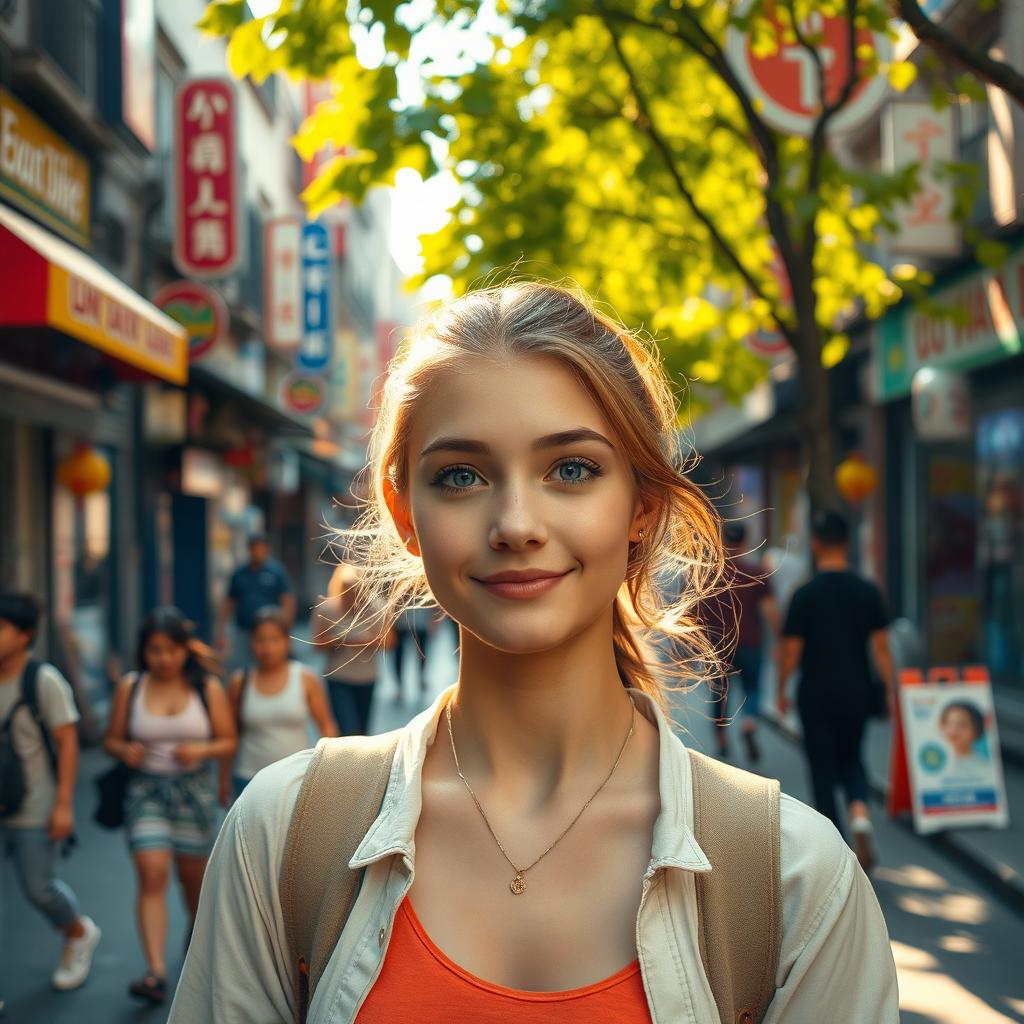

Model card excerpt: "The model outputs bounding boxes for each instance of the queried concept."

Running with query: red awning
[0,204,188,385]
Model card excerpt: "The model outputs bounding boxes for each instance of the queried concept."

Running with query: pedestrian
[390,605,440,703]
[313,561,394,736]
[776,510,895,873]
[103,607,236,1005]
[220,606,337,804]
[0,592,101,993]
[170,282,898,1023]
[216,533,295,673]
[706,522,779,763]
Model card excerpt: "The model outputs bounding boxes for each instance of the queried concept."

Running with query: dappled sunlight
[893,942,1019,1024]
[937,933,982,954]
[874,863,950,891]
[897,891,989,926]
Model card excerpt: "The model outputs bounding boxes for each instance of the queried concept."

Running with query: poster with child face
[900,680,1009,834]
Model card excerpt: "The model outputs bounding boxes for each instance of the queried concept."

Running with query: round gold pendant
[510,873,527,895]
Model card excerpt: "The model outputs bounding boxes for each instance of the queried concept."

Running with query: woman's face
[394,353,644,655]
[941,708,978,757]
[252,621,289,667]
[143,631,188,679]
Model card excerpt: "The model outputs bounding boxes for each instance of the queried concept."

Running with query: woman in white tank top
[221,607,337,804]
[102,607,236,1005]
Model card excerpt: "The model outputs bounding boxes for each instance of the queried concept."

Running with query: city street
[2,626,1022,1024]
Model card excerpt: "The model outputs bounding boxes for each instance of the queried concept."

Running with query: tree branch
[896,0,1024,108]
[602,18,794,344]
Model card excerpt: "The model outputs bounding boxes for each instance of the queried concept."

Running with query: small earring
[637,528,646,541]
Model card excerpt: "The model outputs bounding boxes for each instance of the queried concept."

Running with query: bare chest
[408,778,658,991]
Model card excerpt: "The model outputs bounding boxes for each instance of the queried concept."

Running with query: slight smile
[472,569,573,601]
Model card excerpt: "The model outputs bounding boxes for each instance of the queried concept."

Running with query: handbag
[93,674,141,830]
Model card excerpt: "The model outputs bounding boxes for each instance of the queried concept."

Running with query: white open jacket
[169,687,899,1023]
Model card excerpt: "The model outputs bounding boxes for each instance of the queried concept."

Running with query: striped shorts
[124,769,219,858]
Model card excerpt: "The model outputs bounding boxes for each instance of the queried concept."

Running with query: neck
[447,609,636,806]
[816,550,849,571]
[0,649,29,680]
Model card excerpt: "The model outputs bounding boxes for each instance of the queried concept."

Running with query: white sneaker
[51,915,101,991]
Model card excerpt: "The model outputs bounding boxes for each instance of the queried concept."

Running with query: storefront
[0,201,187,703]
[875,244,1024,700]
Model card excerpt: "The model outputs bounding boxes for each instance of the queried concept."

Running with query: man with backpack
[0,592,101,991]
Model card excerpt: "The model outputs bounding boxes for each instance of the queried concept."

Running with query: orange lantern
[56,443,111,498]
[835,452,878,504]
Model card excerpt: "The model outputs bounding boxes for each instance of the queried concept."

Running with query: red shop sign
[174,78,240,278]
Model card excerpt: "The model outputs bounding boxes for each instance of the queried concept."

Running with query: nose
[488,479,548,552]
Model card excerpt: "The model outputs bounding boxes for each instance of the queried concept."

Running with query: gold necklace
[444,696,637,895]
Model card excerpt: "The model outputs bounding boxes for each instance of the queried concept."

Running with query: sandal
[128,972,167,1004]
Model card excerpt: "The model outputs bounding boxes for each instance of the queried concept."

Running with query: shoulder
[300,667,321,689]
[231,749,318,880]
[34,663,75,705]
[778,793,858,951]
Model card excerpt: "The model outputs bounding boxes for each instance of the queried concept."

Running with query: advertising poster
[901,677,1010,834]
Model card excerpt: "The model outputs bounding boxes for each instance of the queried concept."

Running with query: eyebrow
[419,428,616,460]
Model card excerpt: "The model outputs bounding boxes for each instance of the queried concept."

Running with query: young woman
[313,560,394,735]
[104,607,235,1005]
[221,606,338,803]
[169,283,898,1023]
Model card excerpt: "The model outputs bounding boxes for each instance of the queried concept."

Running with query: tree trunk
[794,336,839,516]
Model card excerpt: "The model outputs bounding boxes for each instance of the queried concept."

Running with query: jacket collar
[352,684,711,876]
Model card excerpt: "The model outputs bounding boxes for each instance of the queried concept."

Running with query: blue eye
[553,458,601,485]
[432,465,479,492]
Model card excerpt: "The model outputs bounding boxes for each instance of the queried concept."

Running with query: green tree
[201,0,957,512]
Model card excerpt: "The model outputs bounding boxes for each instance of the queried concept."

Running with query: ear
[629,493,656,544]
[382,476,422,557]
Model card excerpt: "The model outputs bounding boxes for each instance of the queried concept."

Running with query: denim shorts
[124,769,218,858]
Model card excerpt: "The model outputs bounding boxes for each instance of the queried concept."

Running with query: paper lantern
[835,452,878,504]
[56,443,111,498]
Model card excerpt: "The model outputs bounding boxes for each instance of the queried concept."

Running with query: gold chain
[445,695,636,895]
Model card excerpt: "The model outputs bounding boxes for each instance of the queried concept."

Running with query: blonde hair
[330,281,729,710]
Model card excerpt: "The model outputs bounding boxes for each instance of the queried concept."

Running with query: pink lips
[474,569,571,600]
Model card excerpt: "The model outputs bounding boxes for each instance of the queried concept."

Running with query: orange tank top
[355,896,652,1023]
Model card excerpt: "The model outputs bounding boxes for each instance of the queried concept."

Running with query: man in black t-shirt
[777,511,894,872]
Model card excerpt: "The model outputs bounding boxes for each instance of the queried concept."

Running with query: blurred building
[0,0,412,702]
[692,0,1024,732]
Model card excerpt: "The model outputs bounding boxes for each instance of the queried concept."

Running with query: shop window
[977,409,1024,690]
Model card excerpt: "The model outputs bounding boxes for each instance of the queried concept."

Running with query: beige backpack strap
[689,749,782,1024]
[280,731,401,1024]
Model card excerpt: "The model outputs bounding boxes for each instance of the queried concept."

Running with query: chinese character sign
[884,102,958,256]
[297,221,333,373]
[174,78,240,277]
[265,217,302,352]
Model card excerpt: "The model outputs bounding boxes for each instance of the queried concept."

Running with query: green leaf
[196,0,247,36]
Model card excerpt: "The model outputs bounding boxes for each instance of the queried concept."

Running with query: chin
[457,614,586,657]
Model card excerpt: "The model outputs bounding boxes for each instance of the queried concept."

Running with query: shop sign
[911,367,971,441]
[174,78,240,278]
[153,280,227,361]
[899,669,1009,835]
[121,0,156,150]
[877,246,1024,400]
[264,216,303,352]
[297,221,333,373]
[280,372,327,415]
[883,102,957,256]
[725,4,891,137]
[48,265,186,384]
[0,89,90,245]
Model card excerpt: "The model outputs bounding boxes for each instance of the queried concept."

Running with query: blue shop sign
[297,220,332,373]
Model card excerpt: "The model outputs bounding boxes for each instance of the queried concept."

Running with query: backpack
[0,660,59,820]
[279,733,782,1024]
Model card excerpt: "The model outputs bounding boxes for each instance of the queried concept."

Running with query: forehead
[410,354,614,449]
